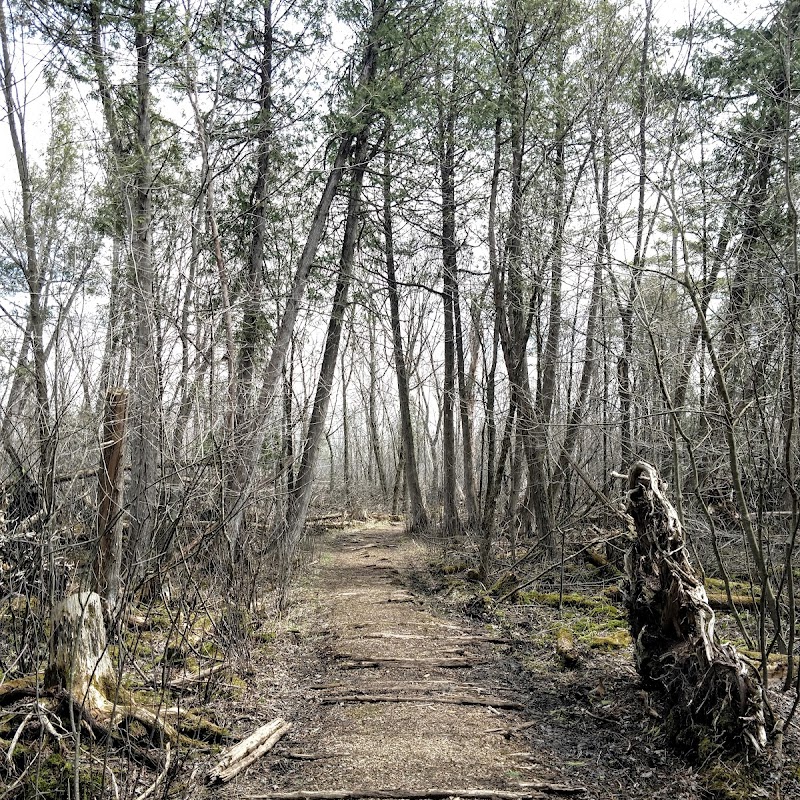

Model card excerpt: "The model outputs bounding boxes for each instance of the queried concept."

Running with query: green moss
[488,572,518,597]
[701,761,757,800]
[132,687,169,707]
[518,590,624,617]
[698,736,718,762]
[590,630,632,649]
[704,577,755,594]
[199,640,223,659]
[25,752,106,800]
[174,710,231,743]
[440,562,468,575]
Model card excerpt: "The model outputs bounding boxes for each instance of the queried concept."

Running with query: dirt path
[205,522,562,798]
[201,522,799,800]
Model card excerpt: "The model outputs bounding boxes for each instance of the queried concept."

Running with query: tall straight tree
[436,60,462,540]
[221,0,404,571]
[383,122,430,534]
[127,0,162,587]
[234,0,274,433]
[0,0,55,513]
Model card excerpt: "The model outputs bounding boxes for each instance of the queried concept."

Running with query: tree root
[623,461,767,755]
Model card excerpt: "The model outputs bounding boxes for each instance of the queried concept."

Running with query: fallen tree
[623,461,767,754]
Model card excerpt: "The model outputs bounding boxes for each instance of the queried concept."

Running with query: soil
[187,521,800,800]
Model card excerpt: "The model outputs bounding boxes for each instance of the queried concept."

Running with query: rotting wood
[705,592,759,612]
[554,629,580,669]
[162,707,231,742]
[0,675,39,704]
[44,592,178,751]
[92,387,127,607]
[623,461,767,754]
[320,693,524,709]
[243,790,550,800]
[207,717,291,785]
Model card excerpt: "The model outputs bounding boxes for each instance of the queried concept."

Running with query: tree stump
[45,592,176,745]
[623,461,767,754]
[45,592,117,714]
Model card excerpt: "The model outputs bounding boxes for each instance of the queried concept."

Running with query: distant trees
[0,0,797,672]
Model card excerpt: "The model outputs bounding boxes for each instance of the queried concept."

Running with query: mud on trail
[200,522,799,800]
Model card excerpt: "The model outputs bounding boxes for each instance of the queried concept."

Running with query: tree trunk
[617,0,652,467]
[45,592,117,713]
[438,76,461,540]
[127,0,162,592]
[235,0,273,433]
[367,311,389,499]
[92,389,128,610]
[0,0,54,512]
[384,127,429,534]
[552,122,609,510]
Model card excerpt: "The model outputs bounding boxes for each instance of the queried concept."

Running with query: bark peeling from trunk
[623,461,767,755]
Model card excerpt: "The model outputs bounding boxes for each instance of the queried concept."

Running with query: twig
[168,661,226,691]
[134,742,171,800]
[519,782,586,795]
[485,720,537,737]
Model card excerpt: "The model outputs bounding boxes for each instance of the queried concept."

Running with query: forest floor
[187,520,800,800]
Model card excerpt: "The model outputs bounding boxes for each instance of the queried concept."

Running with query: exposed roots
[623,461,767,756]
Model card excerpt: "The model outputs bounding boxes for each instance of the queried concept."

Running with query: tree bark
[552,122,609,510]
[127,0,162,591]
[383,127,429,534]
[235,0,273,433]
[437,79,461,540]
[92,388,128,609]
[0,0,54,512]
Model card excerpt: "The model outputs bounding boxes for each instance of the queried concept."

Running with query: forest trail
[206,521,571,799]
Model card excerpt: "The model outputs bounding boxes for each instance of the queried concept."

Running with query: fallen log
[243,790,550,800]
[337,655,482,669]
[321,694,524,710]
[207,717,291,785]
[0,675,39,705]
[623,461,767,754]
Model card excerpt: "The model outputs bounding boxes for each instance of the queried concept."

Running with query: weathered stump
[45,592,176,745]
[623,461,767,754]
[45,591,117,714]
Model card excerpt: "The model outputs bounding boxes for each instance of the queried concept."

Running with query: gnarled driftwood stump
[623,461,767,754]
